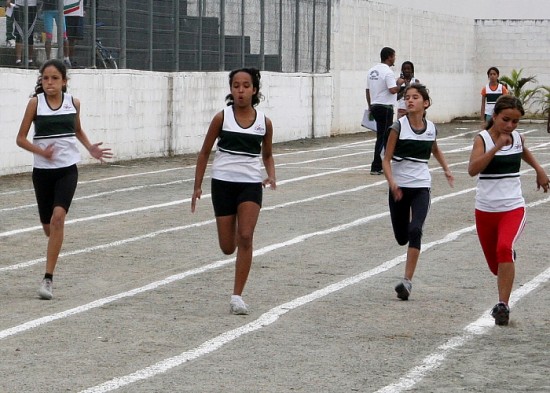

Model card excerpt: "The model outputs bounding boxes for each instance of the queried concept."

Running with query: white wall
[475,19,550,113]
[371,0,550,19]
[1,0,549,176]
[0,69,332,176]
[330,0,478,133]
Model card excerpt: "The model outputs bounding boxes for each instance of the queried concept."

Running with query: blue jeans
[370,104,394,172]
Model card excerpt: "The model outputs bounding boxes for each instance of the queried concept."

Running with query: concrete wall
[331,0,478,132]
[474,19,550,113]
[0,69,332,176]
[1,0,549,176]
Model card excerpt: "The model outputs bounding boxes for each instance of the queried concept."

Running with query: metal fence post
[219,0,225,71]
[260,0,265,70]
[294,0,300,72]
[121,0,127,68]
[57,0,64,60]
[174,0,180,71]
[148,0,153,70]
[240,0,245,67]
[91,0,96,67]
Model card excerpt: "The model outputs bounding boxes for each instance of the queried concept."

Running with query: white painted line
[79,196,550,393]
[0,185,488,338]
[376,264,550,393]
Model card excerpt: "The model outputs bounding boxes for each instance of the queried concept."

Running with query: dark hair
[485,95,525,130]
[486,66,500,77]
[380,47,395,62]
[401,61,415,75]
[33,59,68,97]
[225,68,263,107]
[404,83,431,110]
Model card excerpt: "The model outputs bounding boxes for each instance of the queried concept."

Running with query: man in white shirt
[366,47,404,175]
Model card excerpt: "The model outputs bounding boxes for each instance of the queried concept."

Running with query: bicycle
[94,22,118,69]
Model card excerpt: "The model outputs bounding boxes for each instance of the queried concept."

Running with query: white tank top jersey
[475,130,525,212]
[484,83,505,116]
[33,93,81,169]
[390,116,437,188]
[211,105,267,183]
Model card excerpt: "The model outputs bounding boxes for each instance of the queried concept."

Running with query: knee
[237,231,254,249]
[49,209,66,230]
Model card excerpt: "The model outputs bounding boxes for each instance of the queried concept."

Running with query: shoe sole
[230,307,249,315]
[395,283,410,301]
[38,290,53,300]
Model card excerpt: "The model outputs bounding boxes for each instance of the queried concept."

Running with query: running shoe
[491,302,510,326]
[395,279,412,301]
[370,170,384,175]
[229,295,249,315]
[38,278,53,300]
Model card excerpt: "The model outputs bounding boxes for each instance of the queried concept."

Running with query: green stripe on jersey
[34,113,76,139]
[482,152,522,175]
[394,139,433,161]
[217,130,263,156]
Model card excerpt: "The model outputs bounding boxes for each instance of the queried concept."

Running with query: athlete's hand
[263,177,276,190]
[191,189,202,213]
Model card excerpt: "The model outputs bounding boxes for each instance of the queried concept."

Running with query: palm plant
[499,68,541,109]
[534,86,550,115]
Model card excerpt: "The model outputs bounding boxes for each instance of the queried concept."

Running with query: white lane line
[2,159,474,273]
[0,129,476,199]
[0,185,479,339]
[0,164,368,239]
[376,262,550,391]
[79,196,550,393]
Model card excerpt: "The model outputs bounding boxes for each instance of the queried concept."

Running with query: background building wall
[1,1,549,176]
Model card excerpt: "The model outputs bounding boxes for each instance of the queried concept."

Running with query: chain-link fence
[11,0,331,73]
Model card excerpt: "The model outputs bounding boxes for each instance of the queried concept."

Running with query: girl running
[382,83,454,301]
[191,68,276,315]
[16,59,112,299]
[468,95,549,325]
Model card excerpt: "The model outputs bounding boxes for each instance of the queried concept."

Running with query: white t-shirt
[367,63,398,106]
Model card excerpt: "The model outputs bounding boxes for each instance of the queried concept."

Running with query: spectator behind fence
[7,0,38,66]
[64,0,86,67]
[42,0,70,64]
[4,1,16,47]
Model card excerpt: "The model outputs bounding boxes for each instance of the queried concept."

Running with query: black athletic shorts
[32,164,78,224]
[211,178,262,217]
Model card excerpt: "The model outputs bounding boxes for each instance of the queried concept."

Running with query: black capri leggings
[388,187,431,250]
[32,164,78,224]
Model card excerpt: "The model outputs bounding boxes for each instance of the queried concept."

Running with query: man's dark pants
[370,104,394,173]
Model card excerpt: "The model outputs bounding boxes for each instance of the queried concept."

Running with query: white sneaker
[38,278,53,300]
[229,295,249,315]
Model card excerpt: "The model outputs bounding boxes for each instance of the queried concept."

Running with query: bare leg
[404,246,420,281]
[15,42,22,62]
[45,40,52,59]
[233,202,260,296]
[44,206,67,275]
[497,262,515,305]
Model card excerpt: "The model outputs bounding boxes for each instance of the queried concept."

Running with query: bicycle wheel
[96,49,108,69]
[105,58,118,69]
